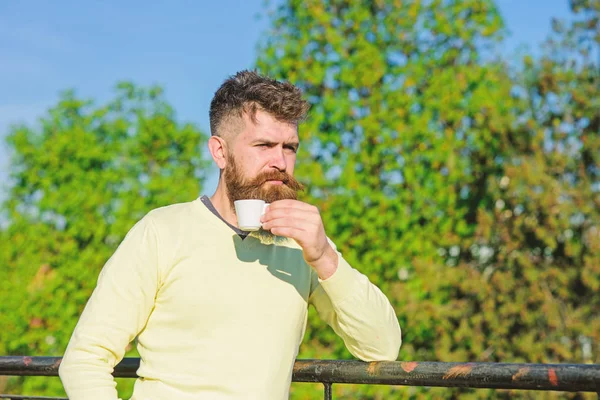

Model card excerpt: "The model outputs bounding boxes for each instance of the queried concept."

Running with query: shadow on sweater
[231,233,314,301]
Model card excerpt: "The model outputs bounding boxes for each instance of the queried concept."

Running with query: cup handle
[262,203,270,215]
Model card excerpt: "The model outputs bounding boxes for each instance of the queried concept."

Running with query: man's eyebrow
[251,139,300,148]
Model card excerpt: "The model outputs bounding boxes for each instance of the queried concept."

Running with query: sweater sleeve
[59,215,161,400]
[308,240,402,361]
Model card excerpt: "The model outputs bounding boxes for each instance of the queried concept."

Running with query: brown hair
[209,70,310,137]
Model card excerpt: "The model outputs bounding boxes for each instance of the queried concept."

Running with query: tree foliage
[0,84,209,396]
[256,0,599,398]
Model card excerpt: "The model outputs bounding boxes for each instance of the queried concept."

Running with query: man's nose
[269,148,287,171]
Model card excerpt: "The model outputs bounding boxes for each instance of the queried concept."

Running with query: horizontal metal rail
[1,357,599,398]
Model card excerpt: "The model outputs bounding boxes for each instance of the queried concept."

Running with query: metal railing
[0,356,599,399]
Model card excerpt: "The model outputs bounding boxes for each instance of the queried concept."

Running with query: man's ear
[208,135,228,170]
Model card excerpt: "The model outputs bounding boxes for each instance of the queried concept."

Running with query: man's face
[223,109,304,206]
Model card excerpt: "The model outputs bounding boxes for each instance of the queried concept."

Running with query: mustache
[250,170,305,191]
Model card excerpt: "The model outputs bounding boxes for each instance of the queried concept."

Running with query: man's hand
[261,199,338,279]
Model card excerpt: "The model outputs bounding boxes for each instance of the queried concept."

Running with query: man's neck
[209,182,238,228]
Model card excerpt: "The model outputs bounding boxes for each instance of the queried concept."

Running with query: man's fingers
[268,199,318,213]
[269,226,306,239]
[262,217,315,232]
[262,207,317,222]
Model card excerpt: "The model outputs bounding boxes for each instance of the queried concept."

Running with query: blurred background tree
[256,0,598,399]
[0,84,209,397]
[0,0,598,399]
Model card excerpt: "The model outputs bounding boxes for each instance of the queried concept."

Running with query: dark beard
[224,152,305,207]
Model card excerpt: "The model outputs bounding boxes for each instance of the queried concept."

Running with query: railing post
[323,382,332,400]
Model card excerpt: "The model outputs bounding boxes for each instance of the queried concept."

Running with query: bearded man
[59,70,402,400]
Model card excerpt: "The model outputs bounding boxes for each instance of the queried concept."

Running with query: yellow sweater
[59,197,402,399]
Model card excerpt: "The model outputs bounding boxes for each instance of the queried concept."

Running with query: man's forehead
[240,110,299,142]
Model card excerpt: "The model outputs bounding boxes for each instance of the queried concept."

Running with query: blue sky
[0,0,572,199]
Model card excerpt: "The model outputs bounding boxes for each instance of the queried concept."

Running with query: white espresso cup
[234,199,270,231]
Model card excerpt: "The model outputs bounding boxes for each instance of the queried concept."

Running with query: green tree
[460,1,599,397]
[256,0,598,399]
[0,83,209,397]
